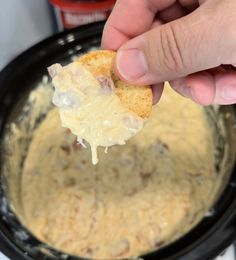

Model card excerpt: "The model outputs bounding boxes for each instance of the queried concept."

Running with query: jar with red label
[50,0,116,31]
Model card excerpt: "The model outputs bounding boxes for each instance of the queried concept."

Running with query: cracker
[76,50,152,118]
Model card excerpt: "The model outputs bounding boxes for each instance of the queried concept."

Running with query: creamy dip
[48,62,144,164]
[19,83,222,259]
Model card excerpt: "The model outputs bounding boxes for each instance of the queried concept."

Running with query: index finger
[102,0,176,50]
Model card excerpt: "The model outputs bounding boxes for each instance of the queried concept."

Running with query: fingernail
[222,84,236,100]
[116,49,148,81]
[174,84,192,98]
[181,86,192,98]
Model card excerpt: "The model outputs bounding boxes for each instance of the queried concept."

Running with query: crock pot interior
[1,22,236,260]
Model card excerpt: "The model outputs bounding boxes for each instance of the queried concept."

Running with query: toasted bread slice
[76,50,152,118]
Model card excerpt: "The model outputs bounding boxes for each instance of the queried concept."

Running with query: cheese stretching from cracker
[48,62,144,164]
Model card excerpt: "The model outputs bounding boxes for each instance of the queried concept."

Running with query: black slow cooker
[1,22,236,260]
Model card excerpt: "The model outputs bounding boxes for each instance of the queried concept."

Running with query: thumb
[115,3,232,85]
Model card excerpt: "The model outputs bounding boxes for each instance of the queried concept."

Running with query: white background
[0,0,53,70]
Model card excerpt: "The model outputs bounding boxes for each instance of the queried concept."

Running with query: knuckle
[157,24,187,75]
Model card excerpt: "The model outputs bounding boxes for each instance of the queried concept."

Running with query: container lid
[50,0,116,11]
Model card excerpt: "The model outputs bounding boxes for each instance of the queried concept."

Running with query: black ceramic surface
[0,22,236,260]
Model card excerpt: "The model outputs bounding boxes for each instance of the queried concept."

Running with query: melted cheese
[18,84,225,259]
[49,63,144,164]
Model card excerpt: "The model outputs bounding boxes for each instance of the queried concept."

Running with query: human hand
[102,0,236,105]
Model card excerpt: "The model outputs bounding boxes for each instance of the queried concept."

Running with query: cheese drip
[48,62,144,164]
